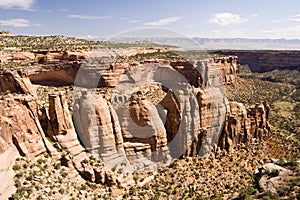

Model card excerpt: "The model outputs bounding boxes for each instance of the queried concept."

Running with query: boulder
[255,163,293,194]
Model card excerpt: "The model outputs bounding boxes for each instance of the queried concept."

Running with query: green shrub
[12,164,21,171]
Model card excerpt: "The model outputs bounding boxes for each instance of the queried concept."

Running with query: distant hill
[97,36,300,50]
[193,38,300,50]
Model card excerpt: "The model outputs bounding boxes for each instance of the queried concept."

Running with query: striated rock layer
[73,90,129,170]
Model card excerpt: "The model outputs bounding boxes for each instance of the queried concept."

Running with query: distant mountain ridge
[193,38,300,50]
[96,36,300,50]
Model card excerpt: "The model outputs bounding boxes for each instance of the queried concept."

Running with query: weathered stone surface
[255,163,293,194]
[159,84,201,157]
[73,90,129,169]
[0,71,35,94]
[0,95,58,199]
[48,92,119,184]
[159,90,181,144]
[213,56,239,85]
[247,101,271,140]
[218,101,250,151]
[195,87,227,156]
[0,147,18,200]
[27,63,80,86]
[11,52,35,61]
[0,95,48,157]
[0,52,7,64]
[117,91,168,160]
[116,102,165,169]
[217,100,270,152]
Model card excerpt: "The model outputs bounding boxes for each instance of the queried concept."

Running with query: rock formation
[0,48,272,199]
[117,90,170,166]
[0,94,56,199]
[73,90,129,169]
[0,71,35,94]
[195,87,227,156]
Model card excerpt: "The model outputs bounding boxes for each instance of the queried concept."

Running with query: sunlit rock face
[73,91,129,169]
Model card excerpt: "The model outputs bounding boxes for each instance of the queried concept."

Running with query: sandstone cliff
[0,50,271,199]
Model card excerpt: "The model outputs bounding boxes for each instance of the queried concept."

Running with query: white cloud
[0,18,33,27]
[68,14,112,20]
[128,20,141,23]
[209,12,248,26]
[120,17,142,23]
[143,17,181,26]
[288,14,300,22]
[272,19,283,23]
[0,0,34,10]
[272,14,300,23]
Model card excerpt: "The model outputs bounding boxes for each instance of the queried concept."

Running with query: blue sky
[0,0,300,39]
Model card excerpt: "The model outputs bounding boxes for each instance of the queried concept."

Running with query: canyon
[212,50,300,72]
[0,42,297,198]
[0,47,274,199]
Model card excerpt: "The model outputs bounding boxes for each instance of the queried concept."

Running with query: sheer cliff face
[1,50,240,88]
[73,91,129,168]
[0,95,47,157]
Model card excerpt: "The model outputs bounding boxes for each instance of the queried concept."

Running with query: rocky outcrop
[218,101,250,151]
[195,87,227,155]
[0,48,274,199]
[167,56,239,87]
[0,95,49,157]
[213,56,239,84]
[117,90,170,166]
[0,74,122,199]
[37,50,89,64]
[159,84,201,157]
[0,71,35,94]
[218,101,270,152]
[11,52,35,61]
[46,92,119,184]
[247,101,270,140]
[27,62,80,86]
[73,90,129,169]
[255,163,293,194]
[0,94,56,199]
[0,52,7,64]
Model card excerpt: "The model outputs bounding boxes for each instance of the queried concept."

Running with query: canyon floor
[0,35,299,200]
